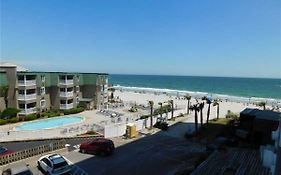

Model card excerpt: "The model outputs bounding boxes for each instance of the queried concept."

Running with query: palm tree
[202,96,212,124]
[258,101,266,110]
[213,99,220,119]
[148,101,154,129]
[198,102,205,127]
[158,102,163,121]
[168,100,174,120]
[109,88,115,100]
[184,94,192,114]
[0,85,9,108]
[189,103,200,134]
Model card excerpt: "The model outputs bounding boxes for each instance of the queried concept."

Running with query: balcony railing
[60,91,74,97]
[60,103,74,110]
[18,80,36,86]
[19,107,36,115]
[18,93,37,101]
[59,79,74,85]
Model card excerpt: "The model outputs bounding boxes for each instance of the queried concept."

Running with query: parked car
[37,154,72,175]
[0,146,13,157]
[79,138,115,156]
[206,137,238,151]
[2,164,33,175]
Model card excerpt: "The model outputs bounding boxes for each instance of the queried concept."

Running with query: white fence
[104,109,185,138]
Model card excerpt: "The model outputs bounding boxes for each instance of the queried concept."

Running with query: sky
[0,0,280,78]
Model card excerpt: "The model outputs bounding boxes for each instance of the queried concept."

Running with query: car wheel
[37,161,41,169]
[80,149,86,153]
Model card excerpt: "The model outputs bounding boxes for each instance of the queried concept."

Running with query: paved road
[65,131,205,175]
[2,122,206,175]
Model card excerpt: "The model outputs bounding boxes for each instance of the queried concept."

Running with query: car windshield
[15,170,33,175]
[53,161,68,169]
[0,147,7,154]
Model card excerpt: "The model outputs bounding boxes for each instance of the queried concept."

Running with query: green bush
[9,117,19,123]
[24,114,37,121]
[225,110,239,120]
[64,107,84,115]
[41,110,60,118]
[129,106,138,112]
[1,108,20,119]
[140,115,150,119]
[0,119,8,125]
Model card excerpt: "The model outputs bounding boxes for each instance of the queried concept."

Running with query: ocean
[109,74,281,103]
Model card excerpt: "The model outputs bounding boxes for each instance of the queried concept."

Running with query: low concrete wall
[104,110,185,138]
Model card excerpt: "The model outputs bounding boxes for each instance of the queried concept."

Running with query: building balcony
[60,103,74,110]
[59,79,74,86]
[60,91,74,98]
[18,80,36,86]
[18,93,37,101]
[18,107,36,115]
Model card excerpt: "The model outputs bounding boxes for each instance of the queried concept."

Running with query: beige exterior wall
[0,97,6,112]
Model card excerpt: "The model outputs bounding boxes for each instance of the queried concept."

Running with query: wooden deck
[192,148,271,175]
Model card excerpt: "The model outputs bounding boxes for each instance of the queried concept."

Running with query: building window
[41,75,45,82]
[76,86,80,92]
[76,97,79,104]
[40,87,45,95]
[40,100,46,108]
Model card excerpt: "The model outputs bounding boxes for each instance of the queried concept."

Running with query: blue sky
[1,0,280,78]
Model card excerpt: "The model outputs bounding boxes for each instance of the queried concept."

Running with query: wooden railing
[0,140,65,166]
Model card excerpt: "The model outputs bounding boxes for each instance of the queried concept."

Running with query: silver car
[2,164,33,175]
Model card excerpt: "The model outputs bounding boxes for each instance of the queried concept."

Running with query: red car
[79,138,115,156]
[0,146,14,157]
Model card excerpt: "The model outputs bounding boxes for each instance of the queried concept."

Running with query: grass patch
[196,118,235,142]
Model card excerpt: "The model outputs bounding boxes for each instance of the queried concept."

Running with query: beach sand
[114,89,259,119]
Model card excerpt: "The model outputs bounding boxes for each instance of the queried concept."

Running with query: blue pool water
[15,116,84,131]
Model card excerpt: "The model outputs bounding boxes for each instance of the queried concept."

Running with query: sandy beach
[114,89,260,119]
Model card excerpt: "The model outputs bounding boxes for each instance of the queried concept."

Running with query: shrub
[24,114,37,121]
[129,106,138,112]
[140,115,150,119]
[64,107,84,115]
[0,119,8,125]
[1,108,20,119]
[225,110,239,120]
[9,117,19,123]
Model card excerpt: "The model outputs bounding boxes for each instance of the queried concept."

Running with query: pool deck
[0,110,113,142]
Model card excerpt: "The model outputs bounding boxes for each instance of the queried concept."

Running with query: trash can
[126,123,137,138]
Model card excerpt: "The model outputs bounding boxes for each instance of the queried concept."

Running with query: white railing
[19,107,36,115]
[18,93,37,100]
[60,103,74,110]
[18,80,36,86]
[60,91,74,97]
[59,79,74,85]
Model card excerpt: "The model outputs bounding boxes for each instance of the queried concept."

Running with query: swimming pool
[15,116,84,131]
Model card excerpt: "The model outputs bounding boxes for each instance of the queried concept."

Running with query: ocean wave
[114,85,281,106]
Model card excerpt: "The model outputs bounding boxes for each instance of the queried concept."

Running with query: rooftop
[241,108,281,121]
[0,61,28,72]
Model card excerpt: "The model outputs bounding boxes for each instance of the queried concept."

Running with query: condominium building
[0,63,108,115]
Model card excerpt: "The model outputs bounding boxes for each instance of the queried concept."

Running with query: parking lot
[1,122,205,175]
